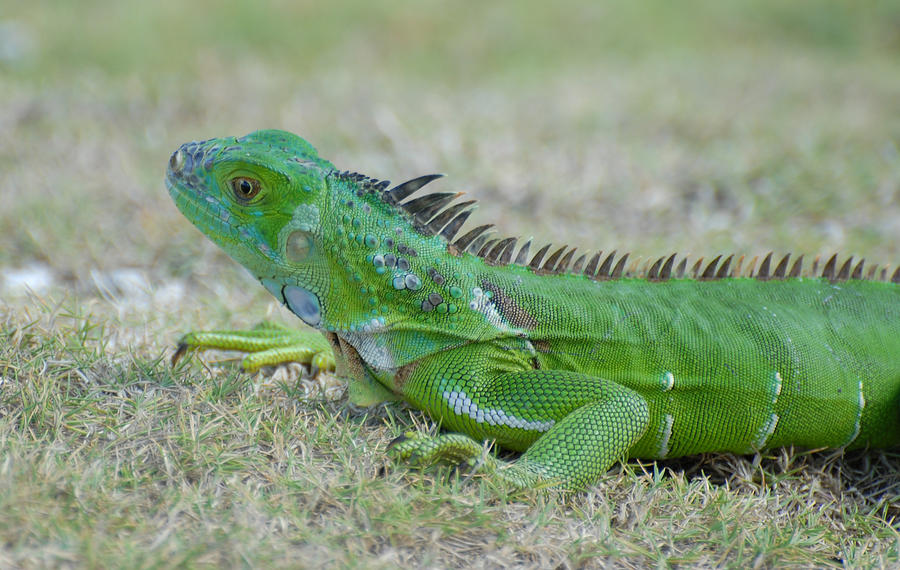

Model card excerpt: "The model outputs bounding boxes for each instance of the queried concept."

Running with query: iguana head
[166,130,343,327]
[166,129,504,345]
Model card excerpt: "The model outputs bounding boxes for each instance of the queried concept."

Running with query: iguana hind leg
[392,362,651,492]
[172,321,335,373]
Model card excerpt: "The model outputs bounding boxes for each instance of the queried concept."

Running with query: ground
[2,1,900,567]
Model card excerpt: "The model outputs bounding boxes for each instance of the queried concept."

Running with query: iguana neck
[301,173,513,346]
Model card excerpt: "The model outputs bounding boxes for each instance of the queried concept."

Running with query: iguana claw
[171,342,191,367]
[386,432,414,449]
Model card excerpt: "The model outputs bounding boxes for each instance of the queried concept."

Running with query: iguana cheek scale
[166,129,900,493]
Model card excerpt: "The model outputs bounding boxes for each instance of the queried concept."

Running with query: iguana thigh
[392,344,651,490]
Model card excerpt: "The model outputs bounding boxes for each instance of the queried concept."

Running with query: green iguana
[166,129,900,492]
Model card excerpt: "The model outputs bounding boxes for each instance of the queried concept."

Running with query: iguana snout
[166,140,214,192]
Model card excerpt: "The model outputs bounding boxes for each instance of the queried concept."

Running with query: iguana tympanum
[166,129,900,492]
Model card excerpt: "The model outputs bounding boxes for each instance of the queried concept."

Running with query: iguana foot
[172,321,335,373]
[388,431,554,490]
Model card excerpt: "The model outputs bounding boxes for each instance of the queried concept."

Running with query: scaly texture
[166,129,900,492]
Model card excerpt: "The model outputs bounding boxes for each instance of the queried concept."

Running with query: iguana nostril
[169,149,185,173]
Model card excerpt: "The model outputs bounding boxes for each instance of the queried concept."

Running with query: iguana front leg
[171,325,399,406]
[390,353,651,492]
[172,321,335,373]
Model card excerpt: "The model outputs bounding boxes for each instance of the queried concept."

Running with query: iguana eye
[230,177,261,202]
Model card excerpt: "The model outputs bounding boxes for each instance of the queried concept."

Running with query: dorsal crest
[337,171,900,285]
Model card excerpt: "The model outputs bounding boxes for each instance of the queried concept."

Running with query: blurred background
[2,0,900,305]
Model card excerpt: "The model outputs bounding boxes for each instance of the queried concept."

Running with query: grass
[4,297,900,567]
[3,0,900,566]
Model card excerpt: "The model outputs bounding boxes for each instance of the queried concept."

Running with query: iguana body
[166,129,900,492]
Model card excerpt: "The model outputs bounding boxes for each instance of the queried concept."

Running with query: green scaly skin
[166,129,900,493]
